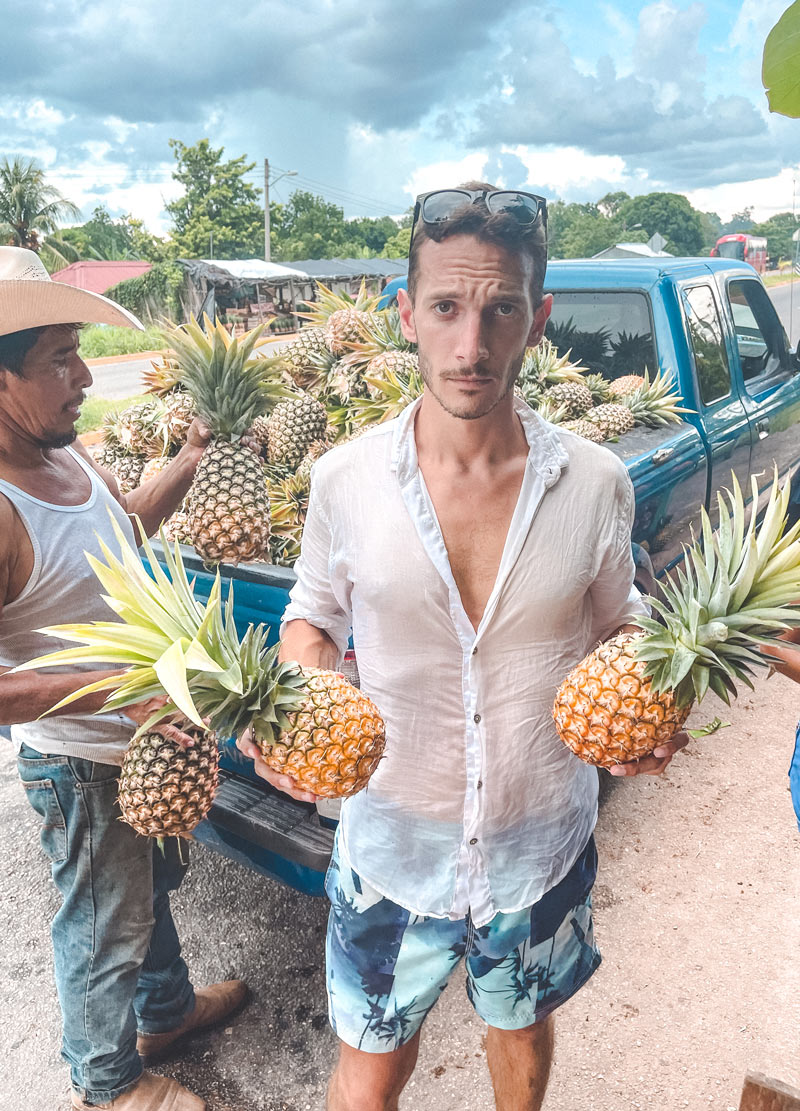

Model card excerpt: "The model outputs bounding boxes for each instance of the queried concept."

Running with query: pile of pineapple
[91,282,686,569]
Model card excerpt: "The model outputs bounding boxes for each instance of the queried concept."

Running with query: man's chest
[342,469,595,638]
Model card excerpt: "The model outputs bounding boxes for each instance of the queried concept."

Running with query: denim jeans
[17,742,195,1105]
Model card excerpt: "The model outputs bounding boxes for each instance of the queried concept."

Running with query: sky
[2,0,798,236]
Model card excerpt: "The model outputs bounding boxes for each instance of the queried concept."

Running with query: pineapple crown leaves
[518,338,588,389]
[635,469,800,708]
[296,280,382,329]
[161,316,290,440]
[349,367,424,427]
[13,512,310,741]
[338,306,416,369]
[617,368,693,427]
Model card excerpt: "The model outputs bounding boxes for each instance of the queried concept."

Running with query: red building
[50,260,152,295]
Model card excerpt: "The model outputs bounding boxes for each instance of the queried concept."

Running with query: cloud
[464,1,780,190]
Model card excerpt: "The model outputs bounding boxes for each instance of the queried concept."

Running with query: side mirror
[795,339,800,368]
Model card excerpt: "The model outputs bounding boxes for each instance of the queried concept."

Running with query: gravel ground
[1,675,798,1111]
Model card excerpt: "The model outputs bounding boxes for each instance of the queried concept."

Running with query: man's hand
[236,727,320,803]
[183,417,213,456]
[125,697,198,750]
[607,730,690,777]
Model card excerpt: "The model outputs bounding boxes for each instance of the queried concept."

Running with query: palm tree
[0,156,80,269]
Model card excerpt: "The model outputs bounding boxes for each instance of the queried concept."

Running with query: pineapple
[297,281,382,356]
[608,374,646,397]
[94,436,147,493]
[341,307,417,377]
[553,471,800,767]
[116,399,169,457]
[583,373,614,405]
[349,366,424,428]
[543,381,593,418]
[141,355,181,397]
[139,454,175,486]
[266,394,328,469]
[160,389,196,447]
[165,317,288,565]
[584,403,635,438]
[118,727,219,837]
[278,327,335,392]
[269,473,308,566]
[618,370,689,428]
[533,397,569,425]
[18,522,386,829]
[516,339,587,407]
[562,418,606,444]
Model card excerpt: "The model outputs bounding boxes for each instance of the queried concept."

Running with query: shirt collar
[391,393,569,488]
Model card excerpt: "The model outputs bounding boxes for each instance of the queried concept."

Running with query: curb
[83,350,166,366]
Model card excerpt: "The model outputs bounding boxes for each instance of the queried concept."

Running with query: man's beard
[35,429,78,450]
[418,350,523,421]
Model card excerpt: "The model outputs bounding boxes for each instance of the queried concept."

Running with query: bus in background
[710,233,768,273]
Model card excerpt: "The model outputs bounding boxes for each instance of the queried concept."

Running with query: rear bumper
[192,769,335,896]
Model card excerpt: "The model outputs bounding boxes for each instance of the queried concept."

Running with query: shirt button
[473,713,481,723]
[472,646,478,655]
[469,838,478,845]
[477,780,483,789]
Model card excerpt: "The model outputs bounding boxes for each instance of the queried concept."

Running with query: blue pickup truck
[169,256,800,896]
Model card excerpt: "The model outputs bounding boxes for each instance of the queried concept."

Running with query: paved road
[2,673,798,1111]
[768,279,800,347]
[85,337,294,402]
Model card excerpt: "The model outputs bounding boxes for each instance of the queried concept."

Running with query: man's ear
[397,288,417,344]
[526,293,553,347]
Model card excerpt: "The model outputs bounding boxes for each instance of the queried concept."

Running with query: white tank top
[0,447,138,765]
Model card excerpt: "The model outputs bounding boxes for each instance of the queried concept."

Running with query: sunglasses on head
[409,188,548,254]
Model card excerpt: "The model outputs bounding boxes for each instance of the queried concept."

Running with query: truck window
[725,278,789,383]
[544,291,657,380]
[684,284,731,406]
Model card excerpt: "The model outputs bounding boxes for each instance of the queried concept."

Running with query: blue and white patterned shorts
[325,834,601,1052]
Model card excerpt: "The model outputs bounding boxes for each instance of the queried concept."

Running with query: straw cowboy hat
[0,246,144,337]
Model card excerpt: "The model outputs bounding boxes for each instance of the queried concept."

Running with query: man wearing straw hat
[0,247,247,1110]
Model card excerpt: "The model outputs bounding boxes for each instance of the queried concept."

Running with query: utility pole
[264,158,271,263]
[264,160,297,263]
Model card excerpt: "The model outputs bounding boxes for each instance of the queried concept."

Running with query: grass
[76,394,150,435]
[79,325,168,359]
[763,271,798,288]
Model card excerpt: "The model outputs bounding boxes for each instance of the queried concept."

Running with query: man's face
[398,234,552,421]
[0,325,92,449]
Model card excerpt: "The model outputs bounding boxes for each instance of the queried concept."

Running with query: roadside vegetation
[76,394,149,435]
[78,325,168,359]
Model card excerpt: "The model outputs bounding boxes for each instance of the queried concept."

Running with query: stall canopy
[201,259,309,281]
[285,257,407,281]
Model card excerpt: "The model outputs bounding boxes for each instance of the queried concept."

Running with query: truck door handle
[652,448,674,466]
[756,418,769,440]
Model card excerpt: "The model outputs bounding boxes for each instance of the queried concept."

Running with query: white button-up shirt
[282,397,647,928]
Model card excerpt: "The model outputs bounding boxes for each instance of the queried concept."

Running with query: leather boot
[136,980,248,1063]
[71,1071,205,1110]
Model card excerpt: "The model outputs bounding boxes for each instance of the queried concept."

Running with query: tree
[749,212,800,262]
[618,192,704,256]
[59,206,173,264]
[720,207,755,236]
[597,191,631,219]
[60,205,136,260]
[165,139,264,259]
[270,191,351,260]
[0,156,80,269]
[382,226,411,258]
[344,215,399,255]
[698,210,723,254]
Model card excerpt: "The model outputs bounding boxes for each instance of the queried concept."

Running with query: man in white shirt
[240,184,689,1110]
